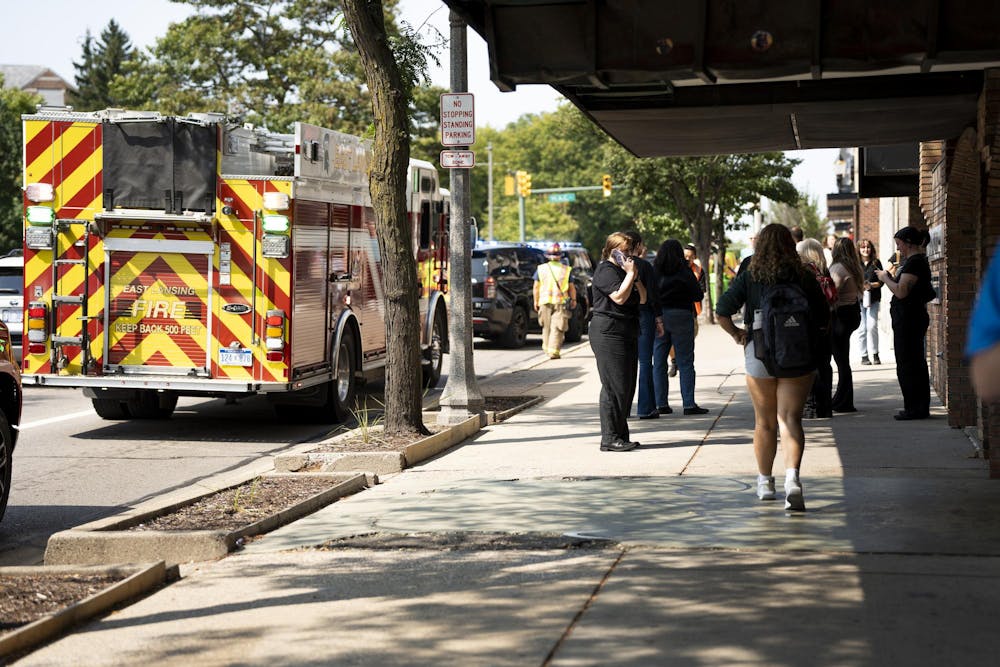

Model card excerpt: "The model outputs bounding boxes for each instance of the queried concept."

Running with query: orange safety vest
[537,261,572,306]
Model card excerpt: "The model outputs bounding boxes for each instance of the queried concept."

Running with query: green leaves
[0,82,41,250]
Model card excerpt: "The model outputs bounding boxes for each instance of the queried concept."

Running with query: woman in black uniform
[589,231,647,452]
[875,227,933,420]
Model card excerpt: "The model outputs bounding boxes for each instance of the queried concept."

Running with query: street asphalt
[17,322,1000,666]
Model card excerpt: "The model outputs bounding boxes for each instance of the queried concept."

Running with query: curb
[274,414,482,474]
[44,473,367,567]
[0,561,175,659]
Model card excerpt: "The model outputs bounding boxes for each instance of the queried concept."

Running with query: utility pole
[487,143,494,241]
[438,11,484,426]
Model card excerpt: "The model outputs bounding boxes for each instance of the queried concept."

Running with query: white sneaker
[757,476,776,501]
[784,476,805,511]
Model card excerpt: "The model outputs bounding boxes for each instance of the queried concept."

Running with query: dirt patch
[311,426,442,453]
[128,476,338,532]
[0,573,124,633]
[426,395,537,415]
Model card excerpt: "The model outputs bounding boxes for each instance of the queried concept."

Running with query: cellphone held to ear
[611,248,627,265]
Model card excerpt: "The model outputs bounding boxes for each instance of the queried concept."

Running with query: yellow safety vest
[537,261,571,306]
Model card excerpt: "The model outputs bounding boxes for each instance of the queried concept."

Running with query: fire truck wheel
[501,305,529,349]
[332,330,359,422]
[422,309,446,389]
[126,390,178,419]
[92,398,132,420]
[0,410,11,523]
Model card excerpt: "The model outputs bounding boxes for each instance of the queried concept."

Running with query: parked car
[0,254,23,363]
[0,320,22,523]
[471,243,592,348]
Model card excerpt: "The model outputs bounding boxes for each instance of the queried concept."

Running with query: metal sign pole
[438,10,485,426]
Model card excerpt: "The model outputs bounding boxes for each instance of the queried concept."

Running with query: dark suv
[0,320,22,523]
[471,244,592,348]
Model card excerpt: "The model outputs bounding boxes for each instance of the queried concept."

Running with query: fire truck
[20,108,450,421]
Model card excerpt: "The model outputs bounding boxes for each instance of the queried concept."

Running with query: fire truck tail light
[266,351,284,362]
[25,183,54,202]
[262,214,290,233]
[485,276,497,299]
[262,192,290,211]
[261,235,290,258]
[26,205,55,226]
[25,226,52,249]
[264,309,285,353]
[27,301,48,350]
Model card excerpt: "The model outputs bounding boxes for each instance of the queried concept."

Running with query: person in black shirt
[876,227,933,420]
[589,231,647,452]
[629,233,663,420]
[652,239,707,415]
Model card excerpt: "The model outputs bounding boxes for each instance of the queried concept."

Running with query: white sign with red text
[440,93,475,146]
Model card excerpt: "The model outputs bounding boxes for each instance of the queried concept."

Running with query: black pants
[809,336,833,417]
[892,306,930,416]
[589,313,638,446]
[831,304,862,410]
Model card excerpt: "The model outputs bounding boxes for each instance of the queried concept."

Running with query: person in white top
[823,233,837,267]
[828,237,864,412]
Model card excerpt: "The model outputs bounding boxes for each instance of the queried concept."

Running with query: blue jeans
[635,308,657,417]
[653,308,697,409]
[857,302,880,358]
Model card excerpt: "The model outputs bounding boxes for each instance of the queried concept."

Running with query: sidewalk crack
[679,392,735,476]
[540,548,627,666]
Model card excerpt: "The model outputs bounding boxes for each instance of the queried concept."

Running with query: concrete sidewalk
[19,324,1000,666]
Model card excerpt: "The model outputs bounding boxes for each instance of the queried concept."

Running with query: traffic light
[516,170,532,197]
[602,174,612,198]
[504,173,515,196]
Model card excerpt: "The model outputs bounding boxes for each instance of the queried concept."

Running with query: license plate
[219,348,253,367]
[1,309,22,324]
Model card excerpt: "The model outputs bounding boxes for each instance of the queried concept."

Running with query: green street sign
[547,192,577,203]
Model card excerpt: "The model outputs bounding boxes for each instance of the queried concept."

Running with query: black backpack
[753,281,816,377]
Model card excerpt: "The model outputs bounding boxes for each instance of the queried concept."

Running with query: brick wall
[856,198,880,242]
[939,128,980,429]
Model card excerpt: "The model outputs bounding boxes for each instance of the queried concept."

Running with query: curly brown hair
[749,224,805,285]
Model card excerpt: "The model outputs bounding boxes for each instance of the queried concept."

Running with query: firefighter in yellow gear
[533,243,577,359]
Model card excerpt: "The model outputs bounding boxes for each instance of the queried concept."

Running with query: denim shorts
[744,340,774,379]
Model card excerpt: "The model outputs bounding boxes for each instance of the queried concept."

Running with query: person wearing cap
[533,243,577,360]
[875,226,934,420]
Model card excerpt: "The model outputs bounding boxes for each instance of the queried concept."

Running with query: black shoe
[832,405,857,413]
[600,440,638,452]
[683,406,709,415]
[638,412,659,420]
[657,406,673,415]
[861,356,871,365]
[668,361,678,377]
[873,355,881,365]
[894,411,929,421]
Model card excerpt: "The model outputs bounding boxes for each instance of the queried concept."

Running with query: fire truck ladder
[50,219,92,371]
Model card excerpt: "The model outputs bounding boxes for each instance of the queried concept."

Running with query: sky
[0,0,838,215]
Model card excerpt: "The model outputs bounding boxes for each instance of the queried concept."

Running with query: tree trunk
[342,0,429,437]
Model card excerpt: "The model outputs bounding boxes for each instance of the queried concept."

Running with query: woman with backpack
[875,227,934,420]
[796,238,835,419]
[828,237,865,413]
[716,224,829,511]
